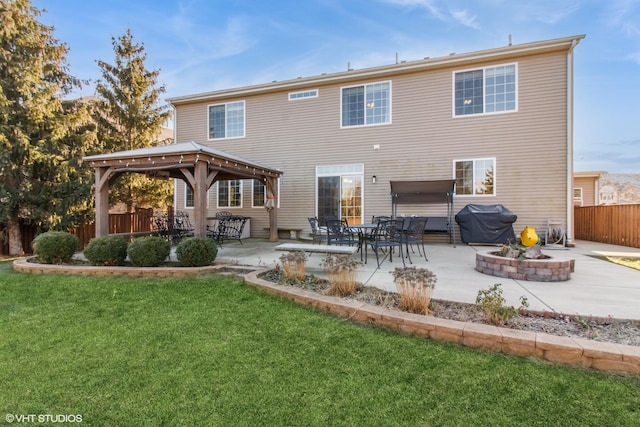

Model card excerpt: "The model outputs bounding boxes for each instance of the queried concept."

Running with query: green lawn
[1,261,639,426]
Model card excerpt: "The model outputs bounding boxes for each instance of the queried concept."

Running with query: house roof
[167,34,585,106]
[83,141,282,180]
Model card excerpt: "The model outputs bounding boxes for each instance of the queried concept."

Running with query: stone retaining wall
[476,250,574,281]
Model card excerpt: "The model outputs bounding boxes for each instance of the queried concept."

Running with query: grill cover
[455,204,517,244]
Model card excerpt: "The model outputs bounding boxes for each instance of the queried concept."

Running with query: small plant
[475,283,529,325]
[176,237,218,267]
[279,251,307,281]
[321,254,362,297]
[392,266,437,315]
[127,236,171,267]
[83,235,128,266]
[32,231,79,264]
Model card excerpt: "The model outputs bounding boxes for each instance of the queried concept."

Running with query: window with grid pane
[454,158,495,195]
[341,81,390,127]
[252,179,265,207]
[208,101,245,139]
[454,64,516,116]
[217,180,242,208]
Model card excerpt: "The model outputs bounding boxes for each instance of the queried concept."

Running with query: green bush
[176,237,218,267]
[83,235,128,266]
[32,231,79,264]
[127,236,171,267]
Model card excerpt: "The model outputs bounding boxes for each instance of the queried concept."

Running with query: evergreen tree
[0,0,98,255]
[94,29,173,212]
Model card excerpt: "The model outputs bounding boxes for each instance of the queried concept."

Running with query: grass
[1,261,640,426]
[606,256,640,271]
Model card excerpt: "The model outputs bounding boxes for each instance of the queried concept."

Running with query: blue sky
[33,0,640,173]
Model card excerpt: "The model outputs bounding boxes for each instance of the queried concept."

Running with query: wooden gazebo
[83,141,283,241]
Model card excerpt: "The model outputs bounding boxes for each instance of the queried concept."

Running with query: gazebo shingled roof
[83,141,283,241]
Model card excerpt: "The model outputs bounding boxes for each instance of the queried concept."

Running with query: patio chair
[307,216,326,244]
[325,218,359,247]
[213,216,248,246]
[368,219,405,267]
[402,216,429,264]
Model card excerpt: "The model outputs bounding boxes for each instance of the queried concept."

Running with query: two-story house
[167,34,585,243]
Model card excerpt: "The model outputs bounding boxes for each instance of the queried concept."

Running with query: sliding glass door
[316,165,363,226]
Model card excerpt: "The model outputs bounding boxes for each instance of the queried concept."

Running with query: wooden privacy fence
[1,208,157,255]
[70,208,156,249]
[574,204,640,249]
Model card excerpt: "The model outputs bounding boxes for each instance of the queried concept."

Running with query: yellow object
[520,226,539,247]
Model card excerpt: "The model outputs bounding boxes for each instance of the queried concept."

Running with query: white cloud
[450,9,480,29]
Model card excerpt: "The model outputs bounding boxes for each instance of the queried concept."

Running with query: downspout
[566,38,578,245]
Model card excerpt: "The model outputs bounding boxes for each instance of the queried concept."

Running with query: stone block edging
[244,269,640,376]
[11,258,250,277]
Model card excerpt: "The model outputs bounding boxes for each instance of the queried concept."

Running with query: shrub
[279,251,307,281]
[321,254,362,297]
[127,236,170,267]
[176,237,218,267]
[392,266,437,315]
[32,231,79,264]
[476,283,529,325]
[83,235,129,266]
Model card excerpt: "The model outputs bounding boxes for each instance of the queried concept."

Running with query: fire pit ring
[476,250,574,282]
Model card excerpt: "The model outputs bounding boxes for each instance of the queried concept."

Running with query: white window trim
[217,180,243,209]
[452,63,518,118]
[452,157,496,196]
[207,100,246,141]
[340,81,392,129]
[184,183,210,209]
[573,187,583,206]
[288,89,318,101]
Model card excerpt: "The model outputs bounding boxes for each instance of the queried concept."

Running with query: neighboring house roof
[167,34,585,106]
[574,171,607,178]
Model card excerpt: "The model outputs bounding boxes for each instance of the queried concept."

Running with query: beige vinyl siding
[573,176,597,206]
[174,49,570,239]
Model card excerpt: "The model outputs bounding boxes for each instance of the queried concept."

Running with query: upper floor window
[208,101,245,139]
[454,64,516,116]
[454,158,495,195]
[289,89,318,100]
[217,179,242,208]
[341,81,390,127]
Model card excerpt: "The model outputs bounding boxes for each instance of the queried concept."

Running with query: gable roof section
[167,34,585,106]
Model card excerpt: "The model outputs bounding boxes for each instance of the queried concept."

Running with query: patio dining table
[348,223,378,263]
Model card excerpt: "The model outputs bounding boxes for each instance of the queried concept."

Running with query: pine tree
[94,29,173,213]
[0,0,98,255]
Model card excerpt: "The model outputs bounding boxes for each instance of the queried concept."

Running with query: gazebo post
[193,161,208,238]
[95,166,110,237]
[266,177,278,242]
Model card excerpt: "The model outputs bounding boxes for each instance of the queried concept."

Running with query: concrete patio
[214,238,640,321]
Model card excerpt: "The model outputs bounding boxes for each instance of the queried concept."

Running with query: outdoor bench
[274,243,357,255]
[264,227,303,239]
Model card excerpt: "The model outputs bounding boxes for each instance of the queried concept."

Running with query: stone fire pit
[476,250,575,282]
